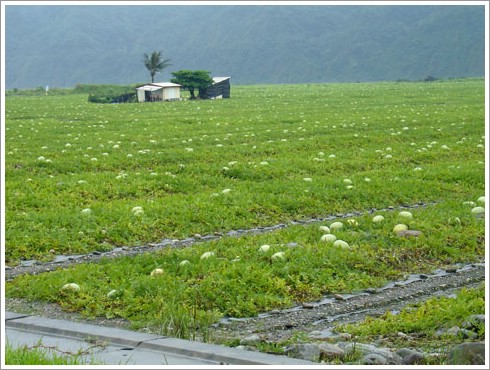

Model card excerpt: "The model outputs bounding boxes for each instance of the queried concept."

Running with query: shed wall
[136,85,181,102]
[204,79,231,99]
[163,87,180,100]
[137,90,146,102]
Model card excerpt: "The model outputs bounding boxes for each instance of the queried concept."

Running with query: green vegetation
[5,201,485,340]
[221,284,485,365]
[336,284,485,353]
[171,70,214,99]
[77,84,138,104]
[143,50,172,83]
[4,341,104,365]
[5,79,485,264]
[73,84,140,96]
[339,284,485,338]
[5,83,140,98]
[4,79,485,347]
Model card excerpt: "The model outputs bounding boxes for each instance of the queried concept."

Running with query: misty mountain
[4,4,485,89]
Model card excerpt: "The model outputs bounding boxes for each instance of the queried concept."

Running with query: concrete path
[4,311,316,366]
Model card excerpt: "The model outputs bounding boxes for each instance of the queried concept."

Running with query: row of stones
[238,314,485,365]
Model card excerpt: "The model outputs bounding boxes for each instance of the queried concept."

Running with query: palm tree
[143,51,172,83]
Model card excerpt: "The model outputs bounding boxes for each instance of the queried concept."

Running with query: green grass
[4,341,104,365]
[338,284,485,338]
[4,79,486,344]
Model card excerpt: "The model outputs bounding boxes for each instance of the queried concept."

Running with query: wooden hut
[136,82,181,102]
[204,77,231,99]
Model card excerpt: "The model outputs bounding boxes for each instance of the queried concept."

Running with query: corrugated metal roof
[152,82,181,88]
[136,82,181,91]
[136,85,162,91]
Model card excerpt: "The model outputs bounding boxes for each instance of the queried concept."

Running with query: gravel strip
[209,262,486,344]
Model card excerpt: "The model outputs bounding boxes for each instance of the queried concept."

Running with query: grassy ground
[4,341,104,365]
[4,79,486,349]
[338,284,485,339]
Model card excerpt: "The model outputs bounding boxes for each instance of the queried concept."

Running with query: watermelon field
[4,79,486,354]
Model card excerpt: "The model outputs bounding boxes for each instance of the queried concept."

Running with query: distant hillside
[4,4,485,89]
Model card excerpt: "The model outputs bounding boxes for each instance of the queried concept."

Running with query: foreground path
[4,311,314,365]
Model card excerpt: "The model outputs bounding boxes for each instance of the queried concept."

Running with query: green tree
[171,70,213,99]
[143,51,172,83]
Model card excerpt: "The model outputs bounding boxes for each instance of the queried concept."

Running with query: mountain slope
[4,4,485,88]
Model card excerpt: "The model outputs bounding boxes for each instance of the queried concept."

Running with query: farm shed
[136,82,181,102]
[204,77,231,99]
